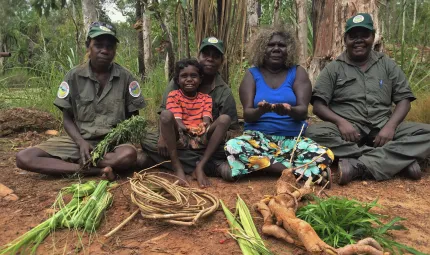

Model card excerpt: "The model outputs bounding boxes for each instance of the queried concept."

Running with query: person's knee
[119,147,138,166]
[160,110,174,124]
[16,149,34,169]
[305,122,338,138]
[304,124,319,138]
[217,114,231,127]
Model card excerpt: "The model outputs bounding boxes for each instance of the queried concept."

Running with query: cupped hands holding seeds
[257,100,291,115]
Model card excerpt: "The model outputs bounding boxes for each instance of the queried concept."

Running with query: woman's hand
[272,103,291,116]
[257,100,272,113]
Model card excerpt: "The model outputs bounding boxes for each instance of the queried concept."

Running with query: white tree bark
[273,0,280,25]
[82,0,99,37]
[143,11,152,71]
[247,0,259,40]
[296,0,308,66]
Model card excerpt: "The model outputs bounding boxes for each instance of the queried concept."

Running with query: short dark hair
[174,59,204,83]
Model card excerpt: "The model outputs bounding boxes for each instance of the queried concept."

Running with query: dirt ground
[1,131,430,255]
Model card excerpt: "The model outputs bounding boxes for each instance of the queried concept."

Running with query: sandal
[319,167,332,189]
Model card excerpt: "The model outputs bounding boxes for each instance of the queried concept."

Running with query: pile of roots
[254,169,387,255]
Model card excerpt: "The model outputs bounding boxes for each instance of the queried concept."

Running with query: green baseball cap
[345,13,375,33]
[87,21,119,42]
[199,37,224,54]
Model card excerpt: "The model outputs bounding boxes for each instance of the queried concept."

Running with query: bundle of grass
[297,196,425,255]
[90,115,147,165]
[0,180,113,255]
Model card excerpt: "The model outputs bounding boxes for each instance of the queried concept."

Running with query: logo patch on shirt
[129,81,141,97]
[353,15,364,23]
[57,81,69,99]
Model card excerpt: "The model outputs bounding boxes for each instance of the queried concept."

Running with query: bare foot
[101,166,115,181]
[195,164,210,188]
[175,170,189,187]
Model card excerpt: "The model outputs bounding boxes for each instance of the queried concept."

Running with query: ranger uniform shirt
[54,61,146,140]
[312,50,416,133]
[159,74,238,127]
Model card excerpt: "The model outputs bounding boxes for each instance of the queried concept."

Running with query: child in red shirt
[160,59,231,188]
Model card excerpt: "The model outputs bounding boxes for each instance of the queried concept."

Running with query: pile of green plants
[0,180,114,255]
[90,115,147,165]
[296,196,425,255]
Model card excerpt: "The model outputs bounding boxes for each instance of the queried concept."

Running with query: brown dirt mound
[0,108,59,137]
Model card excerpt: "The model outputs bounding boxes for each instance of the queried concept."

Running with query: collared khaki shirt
[312,51,415,133]
[54,61,146,140]
[159,73,239,127]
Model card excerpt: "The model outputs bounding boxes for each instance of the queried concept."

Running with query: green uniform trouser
[141,132,226,176]
[305,122,430,180]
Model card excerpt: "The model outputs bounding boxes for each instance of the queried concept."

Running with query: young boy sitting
[159,59,231,188]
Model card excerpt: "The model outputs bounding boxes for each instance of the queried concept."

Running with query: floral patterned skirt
[224,130,334,181]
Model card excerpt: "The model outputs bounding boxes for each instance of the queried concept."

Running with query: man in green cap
[305,13,430,185]
[16,21,146,180]
[139,36,239,181]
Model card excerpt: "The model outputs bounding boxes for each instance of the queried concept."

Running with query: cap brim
[345,24,375,34]
[89,31,120,43]
[199,44,224,54]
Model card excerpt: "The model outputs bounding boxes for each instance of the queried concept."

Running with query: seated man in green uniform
[305,13,430,185]
[16,22,146,180]
[139,37,238,180]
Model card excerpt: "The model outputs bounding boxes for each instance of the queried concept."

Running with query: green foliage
[140,63,170,125]
[220,197,273,255]
[0,180,113,255]
[91,115,147,165]
[296,196,426,255]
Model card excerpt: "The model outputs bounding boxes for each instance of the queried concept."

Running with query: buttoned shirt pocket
[333,77,357,101]
[379,78,393,105]
[108,99,126,125]
[76,98,96,122]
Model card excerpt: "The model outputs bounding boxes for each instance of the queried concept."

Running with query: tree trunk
[273,0,281,25]
[136,0,145,80]
[247,0,259,41]
[401,0,406,67]
[412,0,417,30]
[0,35,4,74]
[153,0,175,81]
[142,3,152,71]
[185,2,191,58]
[163,15,175,81]
[82,0,99,38]
[296,0,308,66]
[308,0,381,84]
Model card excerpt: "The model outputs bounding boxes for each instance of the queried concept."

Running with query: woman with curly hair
[223,26,334,186]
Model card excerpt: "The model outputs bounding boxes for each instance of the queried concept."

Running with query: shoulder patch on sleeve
[57,81,70,99]
[129,81,141,97]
